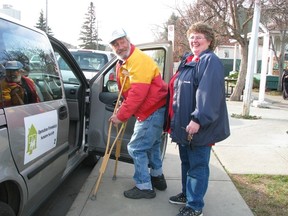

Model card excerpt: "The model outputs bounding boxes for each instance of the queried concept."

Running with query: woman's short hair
[186,22,216,50]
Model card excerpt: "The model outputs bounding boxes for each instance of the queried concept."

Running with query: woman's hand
[186,120,200,136]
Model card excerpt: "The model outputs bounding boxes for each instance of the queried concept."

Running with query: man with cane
[109,28,168,199]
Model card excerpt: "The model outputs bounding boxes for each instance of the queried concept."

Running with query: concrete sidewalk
[66,142,253,216]
[214,93,288,175]
[67,93,287,216]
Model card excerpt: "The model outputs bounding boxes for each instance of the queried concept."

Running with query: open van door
[87,42,173,163]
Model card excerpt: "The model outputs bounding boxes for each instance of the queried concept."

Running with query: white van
[0,14,173,216]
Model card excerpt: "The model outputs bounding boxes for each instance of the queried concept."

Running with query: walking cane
[112,122,127,180]
[91,74,128,200]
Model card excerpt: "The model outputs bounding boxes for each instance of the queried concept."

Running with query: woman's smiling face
[188,33,211,56]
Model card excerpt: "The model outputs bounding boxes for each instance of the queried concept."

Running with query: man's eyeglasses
[6,69,20,74]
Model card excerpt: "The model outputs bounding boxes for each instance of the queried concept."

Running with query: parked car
[69,49,116,81]
[0,13,173,216]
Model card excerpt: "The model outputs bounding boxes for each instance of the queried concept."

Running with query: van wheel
[0,202,16,216]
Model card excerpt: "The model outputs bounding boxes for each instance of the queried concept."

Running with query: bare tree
[262,0,288,90]
[158,0,287,100]
[153,13,184,61]
[165,0,254,101]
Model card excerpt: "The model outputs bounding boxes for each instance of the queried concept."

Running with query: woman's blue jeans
[178,144,211,211]
[127,107,165,190]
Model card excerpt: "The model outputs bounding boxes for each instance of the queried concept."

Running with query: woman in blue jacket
[165,22,230,216]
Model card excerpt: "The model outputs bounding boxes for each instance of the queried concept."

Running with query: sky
[0,0,187,47]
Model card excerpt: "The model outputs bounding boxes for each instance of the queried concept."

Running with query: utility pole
[93,0,98,49]
[242,0,261,116]
[253,23,270,107]
[96,20,99,50]
[168,25,175,51]
[46,0,48,33]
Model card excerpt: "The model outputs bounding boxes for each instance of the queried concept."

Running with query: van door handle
[58,106,68,120]
[70,89,76,94]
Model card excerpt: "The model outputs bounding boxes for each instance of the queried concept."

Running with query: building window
[224,50,229,58]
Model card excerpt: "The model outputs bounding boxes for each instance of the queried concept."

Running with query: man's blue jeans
[178,144,211,211]
[127,107,165,190]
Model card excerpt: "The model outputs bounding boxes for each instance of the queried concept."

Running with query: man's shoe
[123,186,156,199]
[176,206,203,216]
[169,192,187,205]
[151,174,167,191]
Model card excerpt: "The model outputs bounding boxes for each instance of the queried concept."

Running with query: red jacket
[116,45,168,122]
[0,76,40,107]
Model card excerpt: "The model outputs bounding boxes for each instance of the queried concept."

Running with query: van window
[0,19,62,108]
[57,52,80,84]
[142,49,166,78]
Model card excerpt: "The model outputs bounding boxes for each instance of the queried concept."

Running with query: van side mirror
[106,80,119,93]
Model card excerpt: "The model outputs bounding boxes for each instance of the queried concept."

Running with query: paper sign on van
[24,110,58,164]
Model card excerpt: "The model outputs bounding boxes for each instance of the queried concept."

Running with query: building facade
[0,4,21,20]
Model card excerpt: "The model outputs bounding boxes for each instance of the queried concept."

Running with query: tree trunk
[230,43,249,101]
[277,31,286,91]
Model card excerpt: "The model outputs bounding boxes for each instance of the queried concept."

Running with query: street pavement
[67,93,288,216]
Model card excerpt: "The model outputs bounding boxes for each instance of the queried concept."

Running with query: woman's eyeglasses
[189,36,206,41]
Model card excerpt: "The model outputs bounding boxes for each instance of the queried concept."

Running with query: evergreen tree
[79,2,101,49]
[35,9,53,35]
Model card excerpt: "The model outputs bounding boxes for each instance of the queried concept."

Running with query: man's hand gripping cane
[109,69,129,126]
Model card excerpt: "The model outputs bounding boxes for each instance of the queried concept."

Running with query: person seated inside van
[0,60,40,107]
[80,59,90,68]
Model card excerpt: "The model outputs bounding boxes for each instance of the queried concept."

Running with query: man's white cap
[109,28,127,44]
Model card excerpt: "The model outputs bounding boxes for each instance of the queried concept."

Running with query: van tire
[0,202,16,216]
